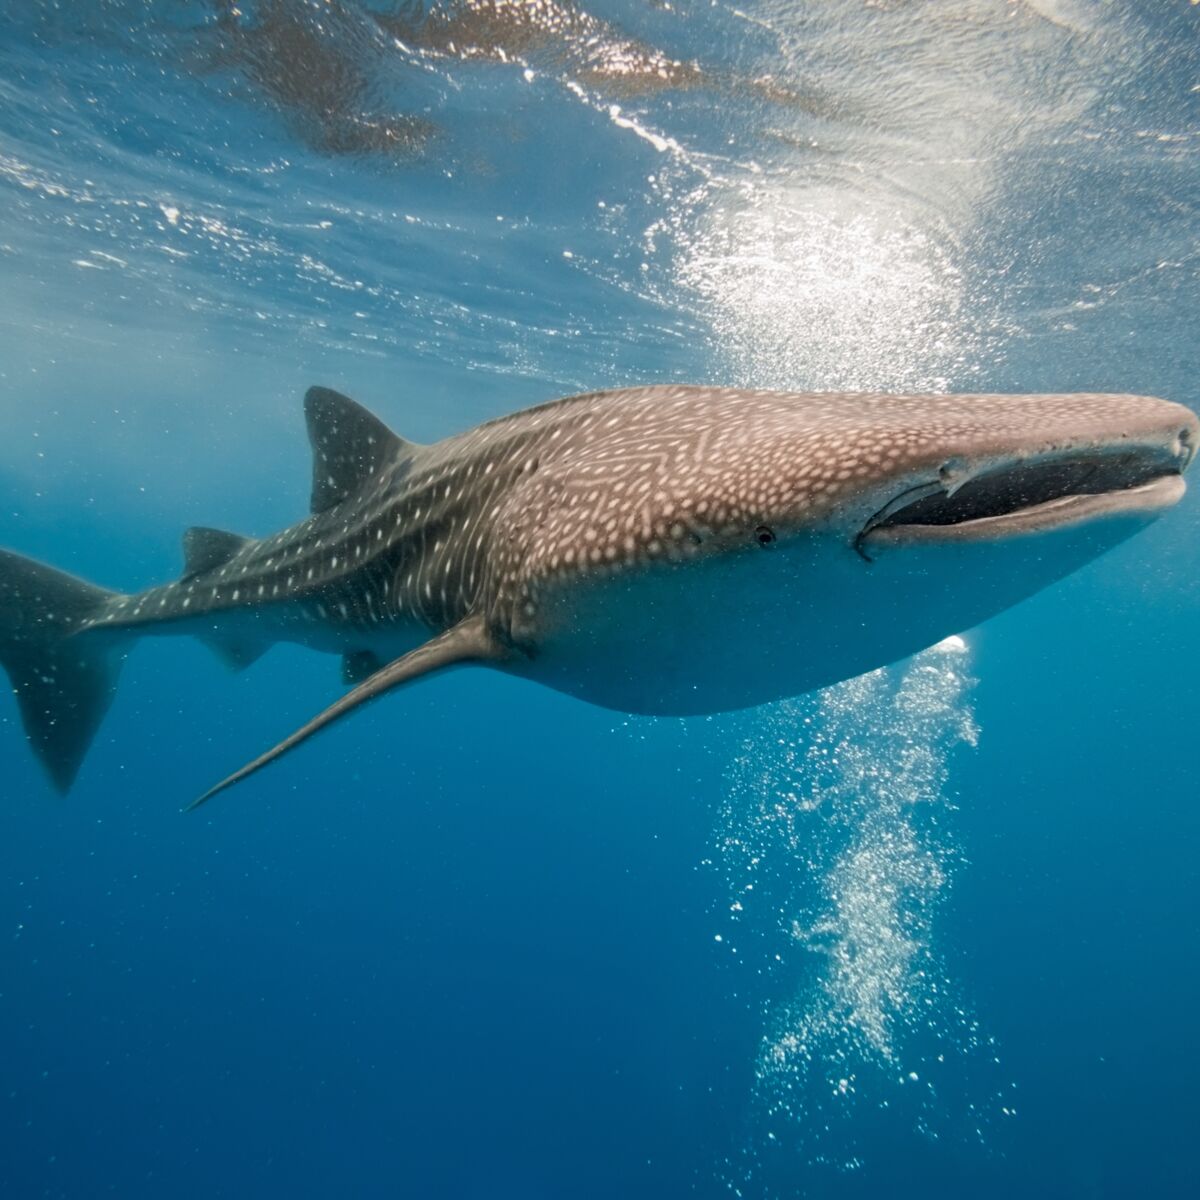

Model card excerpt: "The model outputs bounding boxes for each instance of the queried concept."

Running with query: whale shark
[0,385,1195,806]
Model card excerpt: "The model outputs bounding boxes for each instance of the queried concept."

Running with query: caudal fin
[0,549,127,793]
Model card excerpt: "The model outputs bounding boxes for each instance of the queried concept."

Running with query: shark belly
[265,598,429,662]
[516,507,1159,716]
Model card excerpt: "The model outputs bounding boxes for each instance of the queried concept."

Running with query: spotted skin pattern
[86,385,1198,655]
[1,383,1195,800]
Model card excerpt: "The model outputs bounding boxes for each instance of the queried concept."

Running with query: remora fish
[0,385,1195,806]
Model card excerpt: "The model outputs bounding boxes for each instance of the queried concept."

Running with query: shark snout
[856,412,1194,555]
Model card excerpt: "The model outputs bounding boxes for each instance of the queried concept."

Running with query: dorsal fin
[182,527,252,578]
[304,386,415,513]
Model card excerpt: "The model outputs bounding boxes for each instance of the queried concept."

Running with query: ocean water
[1,2,1198,1197]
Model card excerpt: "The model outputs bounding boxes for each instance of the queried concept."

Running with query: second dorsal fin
[305,386,416,513]
[183,526,252,578]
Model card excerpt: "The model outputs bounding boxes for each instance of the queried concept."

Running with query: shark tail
[0,548,128,793]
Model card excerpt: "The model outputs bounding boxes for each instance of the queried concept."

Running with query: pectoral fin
[188,616,506,810]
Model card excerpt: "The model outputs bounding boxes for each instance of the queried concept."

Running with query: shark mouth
[858,446,1190,553]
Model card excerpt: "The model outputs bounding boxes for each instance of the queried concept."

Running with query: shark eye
[754,525,776,546]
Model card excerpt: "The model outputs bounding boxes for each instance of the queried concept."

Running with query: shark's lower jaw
[858,447,1189,552]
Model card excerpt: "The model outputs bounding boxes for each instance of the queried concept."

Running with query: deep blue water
[1,2,1198,1197]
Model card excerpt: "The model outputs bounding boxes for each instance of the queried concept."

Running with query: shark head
[776,390,1195,556]
[510,388,1197,714]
